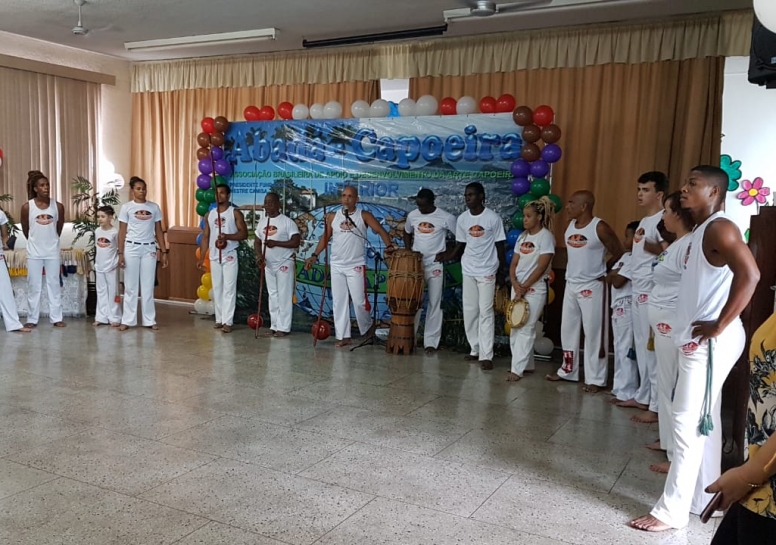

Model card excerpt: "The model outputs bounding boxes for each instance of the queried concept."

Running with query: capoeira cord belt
[699,338,714,436]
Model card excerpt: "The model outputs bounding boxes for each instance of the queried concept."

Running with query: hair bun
[27,170,43,177]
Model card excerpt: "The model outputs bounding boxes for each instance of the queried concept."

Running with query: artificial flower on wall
[720,154,742,191]
[737,177,771,206]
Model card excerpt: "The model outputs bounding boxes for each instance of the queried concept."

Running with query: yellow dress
[741,311,776,519]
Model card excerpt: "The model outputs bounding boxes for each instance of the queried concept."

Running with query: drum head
[506,299,530,329]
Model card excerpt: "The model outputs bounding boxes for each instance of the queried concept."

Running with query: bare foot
[464,354,479,362]
[147,324,159,331]
[222,325,232,333]
[583,384,602,393]
[608,397,624,405]
[110,322,120,328]
[335,338,351,348]
[24,323,37,328]
[631,410,659,424]
[645,440,665,452]
[506,372,522,382]
[273,331,289,337]
[628,514,672,532]
[92,321,103,327]
[616,399,648,409]
[12,327,32,333]
[118,324,130,331]
[258,331,275,338]
[53,322,66,328]
[480,360,493,370]
[213,323,223,329]
[424,347,437,355]
[649,461,671,474]
[545,373,562,382]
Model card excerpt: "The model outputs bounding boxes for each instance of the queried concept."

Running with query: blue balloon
[530,160,550,178]
[198,158,213,175]
[196,233,203,246]
[208,202,218,211]
[511,177,531,197]
[542,143,563,163]
[506,228,523,249]
[505,249,514,264]
[510,159,531,178]
[388,101,400,118]
[199,218,205,229]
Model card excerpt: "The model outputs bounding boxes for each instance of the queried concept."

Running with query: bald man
[547,191,623,392]
[305,186,395,347]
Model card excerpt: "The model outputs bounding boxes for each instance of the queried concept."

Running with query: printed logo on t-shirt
[340,221,354,231]
[567,234,587,248]
[134,210,153,221]
[96,237,111,248]
[279,265,289,273]
[418,222,436,234]
[519,241,536,255]
[264,225,278,237]
[35,214,54,226]
[681,341,699,356]
[637,293,649,304]
[683,243,692,269]
[656,323,672,336]
[215,216,226,228]
[579,289,593,299]
[634,227,645,244]
[468,225,485,238]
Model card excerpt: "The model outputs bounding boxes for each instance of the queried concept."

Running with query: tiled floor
[0,304,719,544]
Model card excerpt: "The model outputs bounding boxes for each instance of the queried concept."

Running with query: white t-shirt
[94,226,119,273]
[404,207,456,265]
[0,209,8,257]
[255,213,299,267]
[208,206,239,261]
[564,217,607,283]
[630,210,664,294]
[650,234,692,310]
[330,208,367,269]
[610,252,632,307]
[456,207,506,277]
[513,228,555,287]
[26,199,60,259]
[118,201,163,244]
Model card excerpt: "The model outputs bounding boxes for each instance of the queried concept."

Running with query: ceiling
[0,0,751,61]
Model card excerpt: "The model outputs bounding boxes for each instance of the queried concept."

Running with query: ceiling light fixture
[124,28,277,52]
[302,25,448,49]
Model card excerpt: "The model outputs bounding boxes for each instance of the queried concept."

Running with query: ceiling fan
[70,0,115,36]
[443,0,617,23]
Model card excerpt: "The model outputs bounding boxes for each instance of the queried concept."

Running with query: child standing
[93,206,120,327]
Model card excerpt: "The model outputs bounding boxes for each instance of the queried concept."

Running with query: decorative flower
[737,177,771,206]
[720,155,742,191]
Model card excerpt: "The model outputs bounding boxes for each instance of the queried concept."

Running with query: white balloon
[309,103,324,120]
[208,289,214,301]
[194,298,208,314]
[205,301,215,315]
[534,336,554,356]
[370,99,390,118]
[416,95,438,116]
[292,104,309,120]
[457,96,477,115]
[398,98,416,117]
[534,321,544,336]
[350,100,370,118]
[755,0,776,33]
[323,100,343,119]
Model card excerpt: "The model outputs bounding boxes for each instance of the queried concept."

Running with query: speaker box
[749,15,776,88]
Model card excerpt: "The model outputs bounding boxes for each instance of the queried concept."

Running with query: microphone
[343,208,357,228]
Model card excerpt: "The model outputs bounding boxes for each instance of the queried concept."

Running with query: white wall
[722,56,776,234]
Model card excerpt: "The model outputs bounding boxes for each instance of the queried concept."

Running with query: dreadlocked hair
[26,170,48,200]
[524,195,555,231]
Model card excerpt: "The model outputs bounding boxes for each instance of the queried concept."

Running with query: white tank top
[26,199,60,259]
[208,206,239,261]
[674,212,737,347]
[565,217,606,283]
[331,208,366,268]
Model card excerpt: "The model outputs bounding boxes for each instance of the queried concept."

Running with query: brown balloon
[541,124,562,144]
[196,147,210,160]
[214,116,230,132]
[210,132,225,147]
[512,106,533,126]
[196,132,211,148]
[521,143,541,162]
[521,124,541,143]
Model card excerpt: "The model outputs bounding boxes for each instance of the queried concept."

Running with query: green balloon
[530,178,551,197]
[517,193,536,210]
[214,175,227,186]
[196,201,209,217]
[195,189,207,203]
[204,188,216,204]
[548,193,563,212]
[512,211,524,230]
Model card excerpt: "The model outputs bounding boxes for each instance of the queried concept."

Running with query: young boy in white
[403,188,456,354]
[0,209,30,333]
[93,206,121,327]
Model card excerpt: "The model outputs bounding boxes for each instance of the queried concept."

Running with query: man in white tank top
[198,184,247,333]
[547,191,623,392]
[304,186,395,348]
[630,166,759,533]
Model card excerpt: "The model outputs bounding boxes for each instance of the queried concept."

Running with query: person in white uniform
[620,172,669,424]
[506,196,555,382]
[0,209,30,333]
[607,221,639,403]
[199,184,247,333]
[402,189,456,354]
[93,206,121,327]
[118,177,168,331]
[547,191,622,392]
[438,182,507,370]
[254,192,298,337]
[630,165,760,533]
[20,170,66,328]
[304,185,395,348]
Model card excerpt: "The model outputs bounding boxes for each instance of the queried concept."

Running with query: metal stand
[351,248,385,351]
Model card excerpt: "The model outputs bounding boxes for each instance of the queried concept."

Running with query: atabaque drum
[386,250,425,355]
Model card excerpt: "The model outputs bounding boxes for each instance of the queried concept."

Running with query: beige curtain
[132,10,751,92]
[0,65,100,221]
[410,57,724,240]
[131,80,380,227]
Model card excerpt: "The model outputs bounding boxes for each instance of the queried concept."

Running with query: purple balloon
[511,177,531,197]
[510,159,531,178]
[530,160,550,178]
[541,143,562,163]
[210,146,224,161]
[198,158,213,175]
[214,159,232,176]
[196,174,212,190]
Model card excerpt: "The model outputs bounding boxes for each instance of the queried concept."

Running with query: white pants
[265,260,294,333]
[26,257,63,324]
[0,257,23,331]
[331,264,372,340]
[94,269,121,325]
[462,274,496,361]
[211,254,238,327]
[650,320,745,529]
[121,243,157,327]
[649,304,679,459]
[414,261,444,349]
[509,286,545,375]
[633,293,658,410]
[611,298,638,401]
[558,280,608,386]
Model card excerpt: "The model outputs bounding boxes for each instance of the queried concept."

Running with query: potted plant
[0,193,20,241]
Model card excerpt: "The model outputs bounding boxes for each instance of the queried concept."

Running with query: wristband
[311,253,319,259]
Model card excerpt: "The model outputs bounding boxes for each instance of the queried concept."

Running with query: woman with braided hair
[507,195,556,382]
[20,170,66,328]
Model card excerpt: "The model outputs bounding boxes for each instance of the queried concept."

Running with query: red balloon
[201,117,216,134]
[277,102,293,120]
[533,105,555,127]
[247,313,263,330]
[548,269,556,285]
[496,94,517,113]
[479,96,497,113]
[311,320,331,341]
[244,106,261,121]
[440,97,457,116]
[259,106,275,121]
